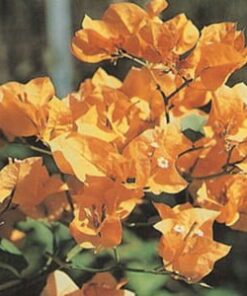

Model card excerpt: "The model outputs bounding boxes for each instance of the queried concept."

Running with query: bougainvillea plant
[0,0,247,295]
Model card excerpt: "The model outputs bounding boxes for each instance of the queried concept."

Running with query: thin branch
[45,252,115,273]
[156,83,170,123]
[61,174,75,213]
[166,78,193,102]
[113,247,120,264]
[119,51,147,67]
[176,144,242,182]
[28,145,52,156]
[0,262,23,279]
[125,266,170,276]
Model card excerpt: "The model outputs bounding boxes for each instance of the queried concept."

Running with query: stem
[166,78,192,103]
[28,145,52,156]
[176,144,241,182]
[0,262,22,279]
[0,280,22,292]
[61,174,75,213]
[70,264,115,273]
[156,83,170,123]
[119,51,147,67]
[227,154,247,167]
[66,244,83,262]
[118,50,193,124]
[113,247,120,264]
[125,267,170,276]
[45,252,116,273]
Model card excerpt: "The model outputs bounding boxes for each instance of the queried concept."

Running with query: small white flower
[194,229,204,237]
[157,157,169,169]
[150,141,159,148]
[173,225,185,234]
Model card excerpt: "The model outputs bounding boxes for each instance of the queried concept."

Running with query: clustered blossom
[0,0,247,288]
[42,271,134,296]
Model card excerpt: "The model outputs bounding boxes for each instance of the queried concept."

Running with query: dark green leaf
[16,218,54,276]
[0,239,28,275]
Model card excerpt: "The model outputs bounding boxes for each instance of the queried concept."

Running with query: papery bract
[0,77,54,139]
[154,203,231,282]
[70,176,143,250]
[0,157,67,218]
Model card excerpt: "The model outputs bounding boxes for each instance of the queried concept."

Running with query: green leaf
[117,229,160,268]
[66,245,83,262]
[0,143,35,162]
[181,114,207,133]
[0,239,23,256]
[0,239,28,274]
[49,221,74,257]
[205,288,240,296]
[16,218,54,276]
[181,114,207,142]
[126,262,167,296]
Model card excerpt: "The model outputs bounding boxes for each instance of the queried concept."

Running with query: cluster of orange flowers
[42,271,134,296]
[0,0,247,288]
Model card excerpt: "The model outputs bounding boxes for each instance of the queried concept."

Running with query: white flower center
[157,157,169,169]
[194,229,204,237]
[173,225,185,234]
[150,141,159,148]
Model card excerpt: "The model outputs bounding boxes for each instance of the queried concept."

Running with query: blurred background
[0,1,247,295]
[0,0,246,97]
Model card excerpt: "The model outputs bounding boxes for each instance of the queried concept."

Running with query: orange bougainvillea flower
[68,272,135,296]
[40,97,73,143]
[42,271,135,296]
[151,70,212,115]
[195,175,247,231]
[67,67,122,123]
[120,67,164,123]
[146,0,168,17]
[188,138,228,177]
[123,124,191,193]
[66,67,163,149]
[72,0,199,68]
[48,131,126,182]
[184,23,247,89]
[72,2,149,63]
[0,77,55,139]
[175,83,247,178]
[176,83,247,179]
[154,203,231,283]
[70,176,143,250]
[0,157,67,218]
[205,84,247,160]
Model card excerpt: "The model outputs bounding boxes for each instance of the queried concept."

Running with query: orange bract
[70,272,135,296]
[0,77,55,139]
[185,23,247,89]
[42,271,135,296]
[72,0,199,68]
[70,176,143,250]
[154,203,231,282]
[0,157,67,218]
[123,124,191,193]
[195,175,247,231]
